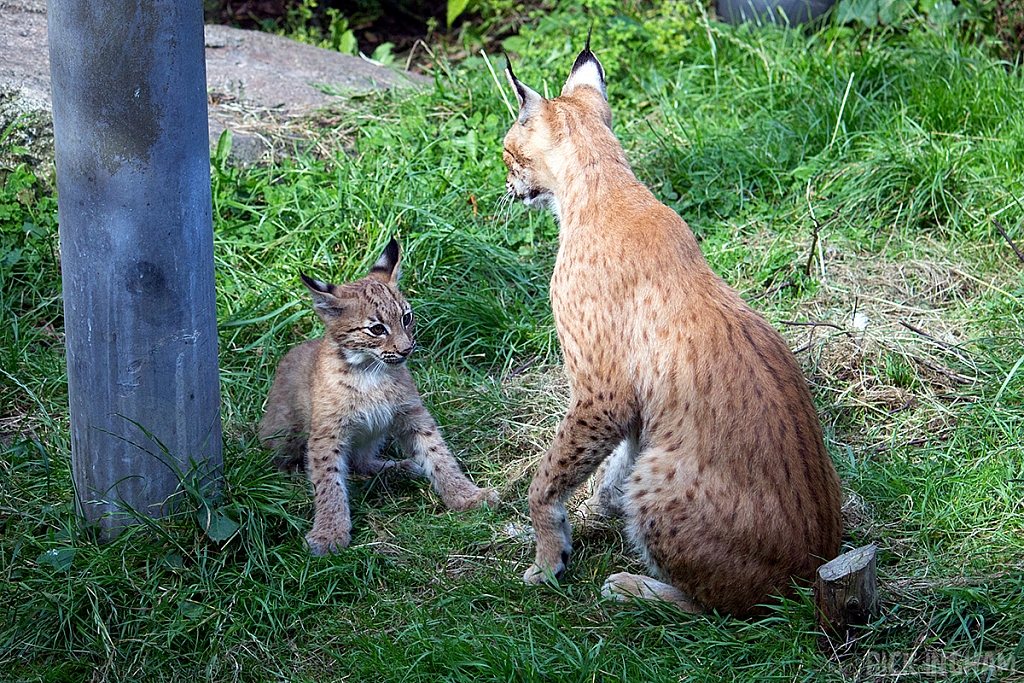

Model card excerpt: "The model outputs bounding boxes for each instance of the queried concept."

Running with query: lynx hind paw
[273,452,306,473]
[305,529,351,556]
[601,572,701,613]
[269,438,307,472]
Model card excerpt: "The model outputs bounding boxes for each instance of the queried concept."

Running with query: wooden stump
[815,544,879,644]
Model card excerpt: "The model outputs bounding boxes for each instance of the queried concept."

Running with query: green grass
[3,3,1024,681]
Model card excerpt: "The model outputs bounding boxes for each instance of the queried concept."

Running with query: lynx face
[502,50,613,215]
[501,130,557,212]
[301,243,416,372]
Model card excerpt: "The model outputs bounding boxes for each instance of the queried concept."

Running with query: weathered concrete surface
[0,1,427,174]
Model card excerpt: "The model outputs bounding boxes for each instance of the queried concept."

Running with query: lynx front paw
[523,548,571,585]
[305,528,351,556]
[601,572,701,613]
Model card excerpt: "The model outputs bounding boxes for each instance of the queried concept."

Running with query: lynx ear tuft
[561,38,607,100]
[369,237,402,284]
[301,273,345,318]
[505,56,543,124]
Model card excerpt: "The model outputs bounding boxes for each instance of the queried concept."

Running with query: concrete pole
[47,0,222,533]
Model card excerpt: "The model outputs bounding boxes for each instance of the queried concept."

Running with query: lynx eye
[368,323,387,336]
[402,311,413,328]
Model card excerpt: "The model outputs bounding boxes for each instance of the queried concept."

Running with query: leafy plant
[0,164,58,284]
[448,0,471,27]
[274,0,359,54]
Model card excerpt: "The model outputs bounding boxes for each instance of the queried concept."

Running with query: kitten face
[331,279,416,370]
[301,238,416,372]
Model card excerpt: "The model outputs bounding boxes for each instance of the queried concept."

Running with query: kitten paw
[394,458,425,476]
[475,487,500,508]
[305,529,350,556]
[578,487,625,521]
[447,486,499,511]
[576,497,606,524]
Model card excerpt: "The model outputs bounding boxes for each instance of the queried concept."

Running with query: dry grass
[208,93,361,164]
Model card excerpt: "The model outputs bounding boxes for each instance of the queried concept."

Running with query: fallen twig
[502,356,539,383]
[898,321,973,363]
[781,320,844,331]
[887,396,915,415]
[747,280,794,302]
[993,219,1024,266]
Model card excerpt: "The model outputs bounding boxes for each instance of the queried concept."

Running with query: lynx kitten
[259,239,498,555]
[502,45,842,614]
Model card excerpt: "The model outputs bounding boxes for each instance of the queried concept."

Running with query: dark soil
[205,0,448,55]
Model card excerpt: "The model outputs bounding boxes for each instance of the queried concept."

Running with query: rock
[0,0,53,178]
[204,24,419,110]
[0,1,427,175]
[203,25,426,165]
[0,84,53,180]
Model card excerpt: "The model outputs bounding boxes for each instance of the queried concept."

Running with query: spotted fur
[259,239,498,555]
[503,48,842,615]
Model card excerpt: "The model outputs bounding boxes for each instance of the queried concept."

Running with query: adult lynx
[502,46,842,614]
[259,239,497,555]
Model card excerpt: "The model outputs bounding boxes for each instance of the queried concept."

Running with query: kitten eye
[368,324,387,336]
[402,311,413,327]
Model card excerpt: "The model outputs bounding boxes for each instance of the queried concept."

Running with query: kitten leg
[579,432,639,521]
[304,423,353,555]
[348,436,424,477]
[525,396,635,584]
[260,427,309,472]
[601,572,702,613]
[394,403,498,511]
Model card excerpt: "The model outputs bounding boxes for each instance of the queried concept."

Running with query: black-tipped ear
[301,273,344,318]
[368,237,401,284]
[505,55,543,124]
[561,33,607,100]
[300,272,330,295]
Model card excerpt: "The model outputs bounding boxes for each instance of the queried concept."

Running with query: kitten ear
[505,55,543,124]
[300,273,345,318]
[561,31,607,100]
[368,237,401,284]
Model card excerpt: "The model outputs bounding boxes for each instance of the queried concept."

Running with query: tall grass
[2,5,1023,680]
